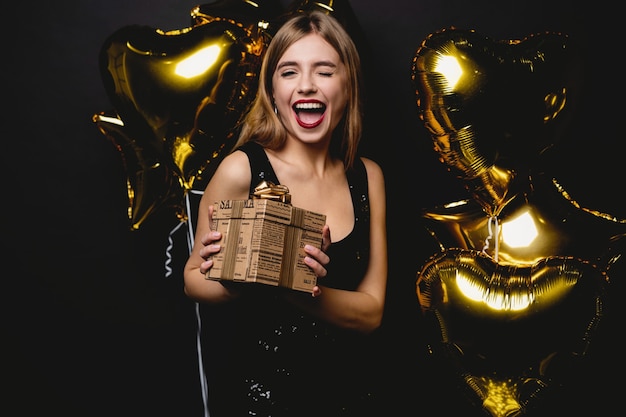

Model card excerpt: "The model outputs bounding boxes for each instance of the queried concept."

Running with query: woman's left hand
[303,225,331,297]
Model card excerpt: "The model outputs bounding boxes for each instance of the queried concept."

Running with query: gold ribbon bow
[252,180,291,204]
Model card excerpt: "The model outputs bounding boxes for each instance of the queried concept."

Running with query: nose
[298,72,317,93]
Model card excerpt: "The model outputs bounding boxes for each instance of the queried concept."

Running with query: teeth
[294,102,324,110]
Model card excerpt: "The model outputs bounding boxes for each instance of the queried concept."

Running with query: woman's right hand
[198,205,222,276]
[185,204,241,303]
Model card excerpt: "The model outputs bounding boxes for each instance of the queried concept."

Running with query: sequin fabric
[202,142,378,417]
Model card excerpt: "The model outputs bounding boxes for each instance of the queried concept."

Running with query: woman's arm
[183,151,252,304]
[285,157,388,334]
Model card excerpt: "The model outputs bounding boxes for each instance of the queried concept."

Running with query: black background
[5,0,621,416]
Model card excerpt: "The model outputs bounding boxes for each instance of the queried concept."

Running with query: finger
[304,245,329,266]
[200,242,222,258]
[304,255,327,278]
[311,286,321,297]
[321,224,331,252]
[208,204,214,224]
[199,259,213,275]
[200,230,222,246]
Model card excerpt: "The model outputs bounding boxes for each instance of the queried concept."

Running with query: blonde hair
[234,10,363,169]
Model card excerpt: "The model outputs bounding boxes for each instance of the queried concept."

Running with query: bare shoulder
[214,150,250,176]
[359,156,386,205]
[359,156,384,182]
[204,150,252,200]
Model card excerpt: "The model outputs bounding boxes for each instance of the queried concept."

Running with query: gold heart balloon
[94,0,365,230]
[412,28,623,416]
[94,0,285,229]
[411,28,583,217]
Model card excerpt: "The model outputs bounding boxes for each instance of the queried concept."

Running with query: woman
[184,10,387,417]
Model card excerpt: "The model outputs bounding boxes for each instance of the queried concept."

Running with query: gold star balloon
[411,28,624,416]
[94,0,285,229]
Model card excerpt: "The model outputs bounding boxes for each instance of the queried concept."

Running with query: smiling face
[272,33,349,146]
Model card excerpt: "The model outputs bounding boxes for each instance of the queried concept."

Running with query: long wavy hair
[234,10,363,169]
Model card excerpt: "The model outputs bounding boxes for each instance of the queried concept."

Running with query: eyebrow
[276,60,338,70]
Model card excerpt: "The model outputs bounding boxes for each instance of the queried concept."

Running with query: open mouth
[293,102,326,127]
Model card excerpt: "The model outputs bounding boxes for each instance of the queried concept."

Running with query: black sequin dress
[202,141,381,417]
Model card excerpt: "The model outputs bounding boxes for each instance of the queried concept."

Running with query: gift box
[205,181,326,293]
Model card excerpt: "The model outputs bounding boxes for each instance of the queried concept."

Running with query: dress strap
[348,156,370,246]
[237,141,280,197]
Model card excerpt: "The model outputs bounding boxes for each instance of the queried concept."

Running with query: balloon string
[164,190,210,417]
[482,215,499,261]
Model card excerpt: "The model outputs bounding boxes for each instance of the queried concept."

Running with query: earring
[274,104,278,115]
